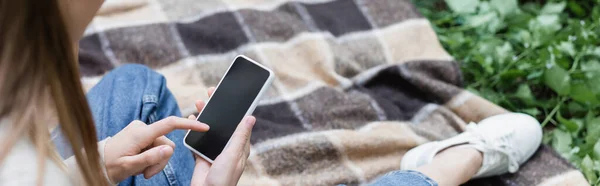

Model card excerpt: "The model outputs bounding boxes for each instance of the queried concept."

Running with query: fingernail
[199,122,210,128]
[160,146,168,157]
[245,116,255,125]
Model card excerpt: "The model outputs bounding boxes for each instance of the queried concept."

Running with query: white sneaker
[400,113,542,178]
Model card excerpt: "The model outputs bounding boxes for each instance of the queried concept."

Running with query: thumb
[223,116,255,155]
[123,145,173,174]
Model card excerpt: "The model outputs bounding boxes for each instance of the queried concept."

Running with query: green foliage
[445,0,480,13]
[413,0,600,184]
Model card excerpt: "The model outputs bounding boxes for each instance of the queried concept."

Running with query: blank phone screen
[185,57,270,160]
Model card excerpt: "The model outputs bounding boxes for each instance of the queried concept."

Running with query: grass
[412,0,600,184]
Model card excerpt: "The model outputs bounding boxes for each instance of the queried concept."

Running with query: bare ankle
[440,145,482,158]
[415,147,484,186]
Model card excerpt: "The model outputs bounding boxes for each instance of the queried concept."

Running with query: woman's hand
[103,116,210,183]
[190,87,257,186]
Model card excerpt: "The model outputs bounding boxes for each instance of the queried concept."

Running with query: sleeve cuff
[98,137,118,186]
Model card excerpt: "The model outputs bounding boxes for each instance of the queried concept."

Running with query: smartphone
[183,55,274,163]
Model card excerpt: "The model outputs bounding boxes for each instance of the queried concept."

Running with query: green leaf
[478,1,492,12]
[485,17,506,33]
[586,115,600,151]
[528,15,562,47]
[514,30,533,46]
[477,38,504,54]
[568,1,587,17]
[490,0,518,17]
[543,129,554,145]
[535,14,559,28]
[582,155,598,184]
[467,12,498,27]
[593,140,600,159]
[587,117,600,133]
[445,0,480,14]
[521,108,541,116]
[527,71,544,80]
[529,14,562,33]
[567,101,588,113]
[541,2,567,14]
[552,129,573,155]
[585,47,600,58]
[581,60,600,73]
[500,69,526,80]
[557,111,581,133]
[556,41,576,57]
[495,42,514,62]
[586,75,600,95]
[571,82,600,105]
[515,84,535,105]
[544,65,571,95]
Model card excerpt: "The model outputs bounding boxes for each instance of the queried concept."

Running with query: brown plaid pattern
[78,0,588,185]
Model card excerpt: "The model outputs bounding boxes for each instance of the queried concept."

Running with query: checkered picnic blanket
[78,0,588,185]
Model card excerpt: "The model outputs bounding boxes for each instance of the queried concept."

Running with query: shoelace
[466,123,521,173]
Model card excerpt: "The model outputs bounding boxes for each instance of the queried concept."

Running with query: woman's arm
[63,138,116,186]
[0,137,72,186]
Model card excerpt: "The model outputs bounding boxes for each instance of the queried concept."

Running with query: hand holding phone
[185,55,272,185]
[188,88,256,186]
[183,55,273,162]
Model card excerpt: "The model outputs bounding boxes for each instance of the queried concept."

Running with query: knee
[111,64,152,76]
[107,64,163,82]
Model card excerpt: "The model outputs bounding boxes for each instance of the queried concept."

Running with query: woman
[0,0,542,186]
[1,0,252,185]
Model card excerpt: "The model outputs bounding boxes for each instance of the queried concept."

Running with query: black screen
[185,57,270,160]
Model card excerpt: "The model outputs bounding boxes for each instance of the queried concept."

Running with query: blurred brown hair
[0,1,107,185]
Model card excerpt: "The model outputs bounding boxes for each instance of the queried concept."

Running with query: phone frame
[182,55,274,163]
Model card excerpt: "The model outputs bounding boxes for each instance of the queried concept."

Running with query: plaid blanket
[79,0,588,185]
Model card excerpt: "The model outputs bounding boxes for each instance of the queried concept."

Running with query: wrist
[99,137,118,185]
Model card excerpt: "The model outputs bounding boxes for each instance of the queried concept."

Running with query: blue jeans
[365,170,438,186]
[52,64,195,186]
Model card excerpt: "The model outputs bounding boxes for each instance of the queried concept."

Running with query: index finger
[148,116,209,137]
